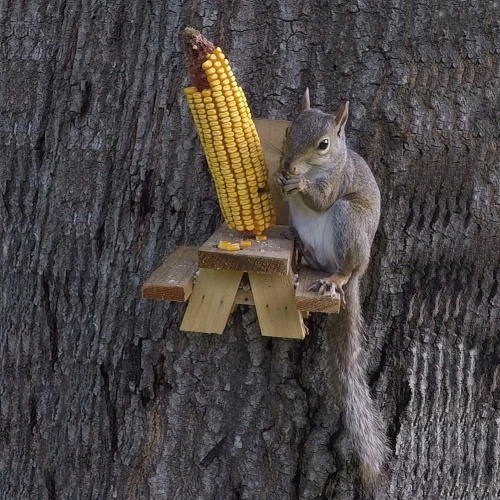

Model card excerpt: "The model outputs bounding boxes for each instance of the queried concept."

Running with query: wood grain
[295,266,341,314]
[141,246,198,301]
[198,224,293,275]
[180,268,243,334]
[254,118,291,226]
[249,271,305,339]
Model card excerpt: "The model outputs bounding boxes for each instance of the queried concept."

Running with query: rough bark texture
[1,1,499,499]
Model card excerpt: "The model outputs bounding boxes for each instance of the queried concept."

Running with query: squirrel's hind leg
[308,271,352,305]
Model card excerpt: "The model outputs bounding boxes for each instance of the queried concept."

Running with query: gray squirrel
[275,89,390,492]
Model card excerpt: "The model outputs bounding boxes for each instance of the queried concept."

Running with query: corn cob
[182,28,275,235]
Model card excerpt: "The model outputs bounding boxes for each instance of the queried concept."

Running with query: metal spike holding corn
[181,28,275,235]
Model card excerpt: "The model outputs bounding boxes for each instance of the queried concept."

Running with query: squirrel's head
[281,88,349,177]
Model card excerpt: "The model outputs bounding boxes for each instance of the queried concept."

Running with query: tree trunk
[1,1,499,499]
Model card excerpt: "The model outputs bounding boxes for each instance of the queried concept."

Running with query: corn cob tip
[181,27,215,91]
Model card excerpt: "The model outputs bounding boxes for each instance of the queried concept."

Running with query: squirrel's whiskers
[260,139,284,156]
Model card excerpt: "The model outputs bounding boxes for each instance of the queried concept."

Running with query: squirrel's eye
[317,138,329,151]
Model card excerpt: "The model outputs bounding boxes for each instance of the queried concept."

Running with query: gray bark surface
[1,1,499,499]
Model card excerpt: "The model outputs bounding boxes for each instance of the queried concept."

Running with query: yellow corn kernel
[218,240,240,251]
[240,239,252,248]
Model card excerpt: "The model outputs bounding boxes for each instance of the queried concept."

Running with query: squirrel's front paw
[275,172,307,197]
[274,171,287,197]
[309,278,345,303]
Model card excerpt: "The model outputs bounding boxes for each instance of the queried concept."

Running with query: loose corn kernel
[217,240,240,251]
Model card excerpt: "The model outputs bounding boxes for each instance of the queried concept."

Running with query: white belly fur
[289,196,338,272]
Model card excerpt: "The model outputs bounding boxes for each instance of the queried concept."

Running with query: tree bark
[1,1,499,499]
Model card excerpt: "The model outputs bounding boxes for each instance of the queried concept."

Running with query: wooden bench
[142,224,340,339]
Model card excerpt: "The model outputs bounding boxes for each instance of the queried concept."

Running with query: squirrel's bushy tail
[331,276,390,492]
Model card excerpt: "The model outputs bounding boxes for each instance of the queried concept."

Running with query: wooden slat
[254,118,291,226]
[233,273,254,306]
[142,246,198,302]
[295,266,341,314]
[180,268,243,334]
[198,225,293,275]
[233,289,255,306]
[249,271,305,339]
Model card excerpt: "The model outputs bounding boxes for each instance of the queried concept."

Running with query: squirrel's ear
[335,101,349,137]
[300,88,311,112]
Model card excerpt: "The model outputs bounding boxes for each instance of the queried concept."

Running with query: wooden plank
[142,246,198,302]
[295,266,341,314]
[254,118,291,226]
[198,224,293,275]
[233,289,255,306]
[180,268,243,334]
[249,271,305,339]
[233,273,254,306]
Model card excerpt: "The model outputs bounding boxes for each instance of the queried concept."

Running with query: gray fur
[334,277,391,493]
[275,98,390,493]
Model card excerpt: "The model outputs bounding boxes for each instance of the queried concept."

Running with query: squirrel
[275,89,390,493]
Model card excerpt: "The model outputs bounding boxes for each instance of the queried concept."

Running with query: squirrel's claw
[274,171,286,197]
[309,278,345,303]
[283,176,306,195]
[275,171,307,196]
[339,286,346,305]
